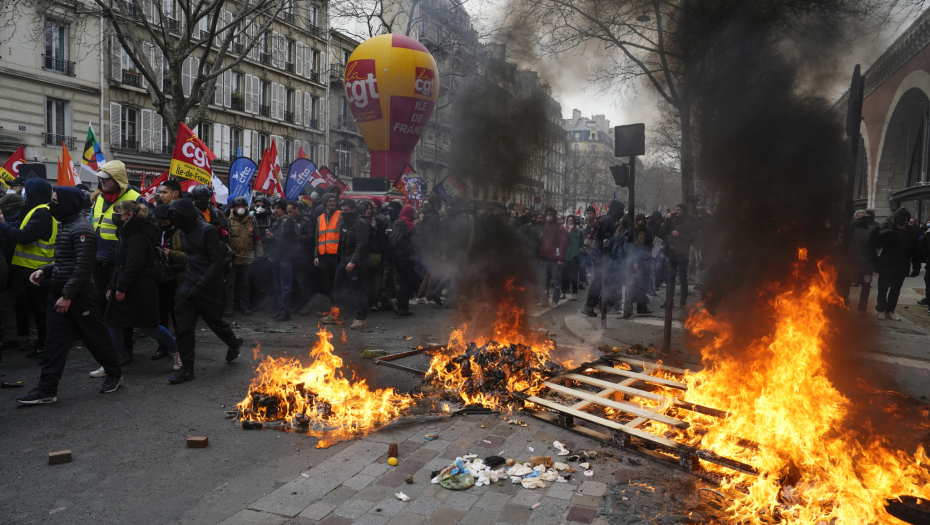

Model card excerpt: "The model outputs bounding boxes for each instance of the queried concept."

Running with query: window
[286,39,295,72]
[162,122,169,153]
[259,134,269,154]
[121,40,135,71]
[230,70,243,110]
[198,15,210,40]
[308,5,318,27]
[259,80,270,117]
[284,140,292,164]
[589,131,597,140]
[231,70,242,93]
[309,95,319,127]
[342,50,350,65]
[121,106,138,148]
[335,141,352,177]
[44,20,71,74]
[285,89,294,123]
[311,48,321,72]
[45,98,70,146]
[231,128,241,157]
[197,122,212,148]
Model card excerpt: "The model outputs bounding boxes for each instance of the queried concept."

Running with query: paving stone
[332,498,376,520]
[424,457,451,473]
[533,432,558,444]
[298,501,337,520]
[376,472,409,488]
[219,509,289,525]
[407,495,442,516]
[487,481,518,496]
[571,494,603,508]
[460,506,500,525]
[425,507,467,524]
[422,439,454,451]
[613,468,643,481]
[452,435,479,448]
[497,504,533,524]
[547,482,577,500]
[359,463,391,477]
[351,515,389,525]
[385,513,425,525]
[321,487,358,506]
[317,517,352,525]
[368,496,408,518]
[343,474,377,490]
[284,518,317,525]
[579,480,607,497]
[509,489,542,507]
[530,497,572,525]
[438,447,472,460]
[475,491,510,511]
[354,483,397,502]
[407,448,439,464]
[378,440,425,461]
[393,459,425,475]
[479,435,506,448]
[565,505,598,524]
[365,424,428,444]
[442,490,480,511]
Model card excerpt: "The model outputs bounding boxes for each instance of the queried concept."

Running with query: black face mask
[112,215,126,229]
[168,210,191,230]
[48,201,60,219]
[194,199,210,211]
[159,221,173,232]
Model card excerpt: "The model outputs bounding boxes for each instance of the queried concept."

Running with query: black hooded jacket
[339,210,369,265]
[39,186,96,299]
[873,209,920,277]
[106,216,162,327]
[1,178,54,286]
[169,199,226,289]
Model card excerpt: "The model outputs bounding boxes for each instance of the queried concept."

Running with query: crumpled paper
[553,441,570,456]
[521,477,546,489]
[507,464,534,477]
[396,492,410,501]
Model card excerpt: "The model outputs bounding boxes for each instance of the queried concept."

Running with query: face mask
[255,206,266,214]
[48,201,60,219]
[236,208,247,216]
[112,216,125,229]
[194,199,209,211]
[168,211,190,230]
[159,222,173,232]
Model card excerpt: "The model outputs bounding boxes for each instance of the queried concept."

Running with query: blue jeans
[108,324,177,355]
[271,261,293,312]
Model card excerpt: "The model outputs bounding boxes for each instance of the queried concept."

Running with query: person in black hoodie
[842,210,878,315]
[660,204,697,309]
[323,198,369,329]
[873,207,920,321]
[582,200,623,317]
[389,205,417,316]
[17,187,122,404]
[166,199,243,383]
[98,200,179,374]
[0,178,53,359]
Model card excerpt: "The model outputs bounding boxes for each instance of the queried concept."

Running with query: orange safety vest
[317,210,341,255]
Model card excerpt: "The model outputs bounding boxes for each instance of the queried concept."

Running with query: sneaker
[99,375,123,393]
[549,300,558,308]
[226,336,243,362]
[16,389,57,405]
[119,351,134,366]
[278,310,292,321]
[886,312,903,321]
[390,298,402,316]
[582,306,596,317]
[168,366,194,384]
[171,353,182,371]
[25,347,44,359]
[350,319,367,330]
[399,311,414,317]
[320,314,337,324]
[571,294,577,301]
[89,366,106,378]
[918,298,928,306]
[151,346,170,360]
[876,311,886,320]
[416,297,427,304]
[429,295,443,307]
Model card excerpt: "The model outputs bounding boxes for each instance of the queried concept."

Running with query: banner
[253,148,284,198]
[270,140,282,183]
[168,123,216,185]
[57,142,80,186]
[297,146,310,161]
[227,157,258,205]
[80,122,105,178]
[212,174,229,205]
[308,168,328,188]
[285,158,318,201]
[0,146,26,184]
[593,202,600,215]
[394,164,423,201]
[141,171,169,203]
[317,166,348,192]
[433,174,467,204]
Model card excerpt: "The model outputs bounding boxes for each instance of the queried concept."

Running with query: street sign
[614,124,645,157]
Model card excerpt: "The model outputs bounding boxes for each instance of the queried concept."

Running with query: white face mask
[236,208,247,216]
[255,206,266,214]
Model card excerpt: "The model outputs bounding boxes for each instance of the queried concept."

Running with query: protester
[167,199,243,383]
[389,205,417,316]
[153,204,184,362]
[626,214,655,314]
[0,178,54,360]
[648,211,666,295]
[314,192,342,312]
[323,199,369,329]
[660,204,697,309]
[416,195,443,304]
[380,200,403,310]
[539,208,567,307]
[100,200,179,375]
[225,196,263,316]
[843,210,877,315]
[873,208,919,321]
[17,187,122,404]
[191,185,225,227]
[0,192,27,356]
[267,199,298,321]
[582,201,623,317]
[156,179,182,206]
[8,177,25,196]
[289,199,315,315]
[562,215,584,300]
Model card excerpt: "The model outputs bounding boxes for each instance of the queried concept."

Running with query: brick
[298,501,337,520]
[317,517,352,525]
[393,459,425,475]
[187,436,209,448]
[321,487,358,506]
[333,499,376,520]
[422,439,454,451]
[441,490,480,511]
[48,450,72,465]
[352,515,389,525]
[407,496,442,516]
[343,473,377,490]
[579,480,607,497]
[459,506,499,524]
[565,505,598,524]
[354,483,397,502]
[376,472,409,488]
[571,494,602,508]
[369,496,407,517]
[386,512,425,525]
[547,482,576,500]
[509,490,542,507]
[475,491,510,511]
[283,518,317,525]
[530,497,571,525]
[498,504,533,524]
[425,507,466,524]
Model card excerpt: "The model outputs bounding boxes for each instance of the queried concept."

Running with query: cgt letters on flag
[168,123,214,185]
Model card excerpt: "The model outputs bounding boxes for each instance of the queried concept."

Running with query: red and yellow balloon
[344,34,439,179]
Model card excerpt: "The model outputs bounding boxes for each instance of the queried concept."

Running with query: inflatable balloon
[344,34,439,179]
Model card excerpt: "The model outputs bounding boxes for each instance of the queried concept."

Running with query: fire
[236,329,414,438]
[653,250,930,523]
[425,278,562,410]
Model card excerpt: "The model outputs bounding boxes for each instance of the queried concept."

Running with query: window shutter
[214,71,223,106]
[182,56,192,97]
[304,92,312,127]
[243,129,251,159]
[318,144,325,166]
[109,102,121,147]
[222,124,230,162]
[153,113,163,153]
[294,89,301,128]
[295,41,303,77]
[271,82,279,120]
[213,122,222,157]
[278,84,286,120]
[251,76,260,116]
[251,131,259,161]
[141,109,152,151]
[110,34,122,82]
[224,70,231,107]
[271,32,280,68]
[244,74,253,113]
[302,141,311,162]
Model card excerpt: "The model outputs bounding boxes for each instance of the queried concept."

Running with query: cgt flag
[0,146,26,184]
[432,173,467,204]
[254,148,284,198]
[81,122,106,178]
[57,142,81,186]
[394,164,422,202]
[169,123,216,185]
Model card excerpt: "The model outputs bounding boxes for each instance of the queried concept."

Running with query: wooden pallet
[511,355,758,479]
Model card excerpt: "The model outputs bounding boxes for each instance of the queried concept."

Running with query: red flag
[141,172,169,203]
[0,146,26,185]
[394,164,415,198]
[296,146,310,161]
[317,166,348,192]
[253,149,284,198]
[179,179,200,192]
[57,142,80,186]
[593,202,600,215]
[169,123,215,185]
[576,207,582,216]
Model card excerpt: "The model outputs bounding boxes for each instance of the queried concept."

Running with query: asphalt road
[0,300,478,525]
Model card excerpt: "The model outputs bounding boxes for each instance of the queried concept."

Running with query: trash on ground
[584,470,594,476]
[395,492,410,502]
[361,350,388,359]
[48,450,72,465]
[553,440,570,455]
[424,433,441,441]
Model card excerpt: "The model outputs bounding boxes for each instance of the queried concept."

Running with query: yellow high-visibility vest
[92,189,140,241]
[11,204,57,269]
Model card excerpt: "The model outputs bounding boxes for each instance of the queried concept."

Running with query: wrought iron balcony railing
[44,55,75,75]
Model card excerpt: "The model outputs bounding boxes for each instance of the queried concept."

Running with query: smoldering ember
[4,0,930,524]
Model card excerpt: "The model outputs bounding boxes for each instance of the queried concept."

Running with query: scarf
[398,205,415,230]
[102,189,122,204]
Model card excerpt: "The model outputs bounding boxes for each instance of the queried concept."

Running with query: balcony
[124,2,141,18]
[283,11,295,24]
[166,17,178,32]
[259,104,270,117]
[309,71,321,83]
[230,41,242,55]
[284,111,294,124]
[231,96,244,111]
[338,115,359,134]
[45,133,75,149]
[120,138,139,151]
[308,118,319,130]
[329,64,344,84]
[259,52,271,66]
[163,78,173,92]
[285,62,295,74]
[200,29,210,41]
[122,69,140,87]
[307,24,324,38]
[44,55,75,76]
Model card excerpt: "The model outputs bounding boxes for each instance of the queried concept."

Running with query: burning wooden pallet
[511,355,758,480]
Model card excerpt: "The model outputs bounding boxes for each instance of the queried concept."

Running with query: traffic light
[610,164,630,187]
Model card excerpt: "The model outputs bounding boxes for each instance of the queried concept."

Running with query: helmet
[230,196,248,207]
[191,185,213,199]
[253,195,270,206]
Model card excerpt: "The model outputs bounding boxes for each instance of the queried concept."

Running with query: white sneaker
[350,319,367,330]
[571,294,577,301]
[172,353,182,371]
[876,311,886,320]
[416,297,427,304]
[886,312,903,321]
[549,300,558,308]
[320,314,337,324]
[89,366,106,378]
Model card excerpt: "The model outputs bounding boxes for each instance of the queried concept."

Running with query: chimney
[572,109,581,122]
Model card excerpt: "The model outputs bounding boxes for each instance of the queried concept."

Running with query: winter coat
[295,212,316,261]
[38,186,95,300]
[540,223,568,262]
[872,224,919,278]
[227,214,263,265]
[269,214,298,262]
[106,217,161,328]
[390,219,416,262]
[624,226,655,263]
[0,178,53,287]
[339,213,370,265]
[566,226,585,261]
[662,214,697,262]
[171,199,226,290]
[846,219,877,275]
[370,212,392,256]
[161,227,186,286]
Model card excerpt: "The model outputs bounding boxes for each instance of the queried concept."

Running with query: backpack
[152,243,173,283]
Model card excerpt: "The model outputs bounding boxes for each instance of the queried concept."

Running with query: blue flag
[237,146,242,158]
[285,158,317,201]
[228,157,258,205]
